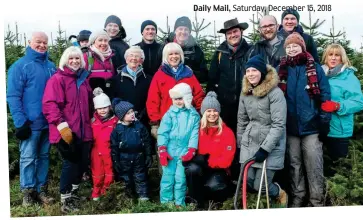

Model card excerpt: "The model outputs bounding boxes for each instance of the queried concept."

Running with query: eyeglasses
[128,54,142,59]
[259,24,276,31]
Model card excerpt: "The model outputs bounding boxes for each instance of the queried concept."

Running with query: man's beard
[261,31,277,41]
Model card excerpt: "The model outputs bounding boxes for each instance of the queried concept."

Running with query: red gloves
[158,146,172,166]
[181,148,196,162]
[322,100,340,112]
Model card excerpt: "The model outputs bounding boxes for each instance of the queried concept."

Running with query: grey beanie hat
[201,91,221,115]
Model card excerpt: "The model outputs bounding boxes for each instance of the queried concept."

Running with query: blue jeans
[19,129,50,192]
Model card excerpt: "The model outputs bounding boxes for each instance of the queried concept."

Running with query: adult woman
[42,46,93,213]
[184,91,236,209]
[84,30,115,94]
[108,46,152,127]
[321,44,363,163]
[277,33,331,207]
[237,55,288,207]
[146,42,205,139]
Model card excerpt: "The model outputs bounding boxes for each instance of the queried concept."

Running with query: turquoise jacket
[322,65,363,138]
[157,105,200,157]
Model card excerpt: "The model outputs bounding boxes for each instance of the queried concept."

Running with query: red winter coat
[91,113,118,155]
[146,64,205,124]
[42,66,93,144]
[198,123,236,169]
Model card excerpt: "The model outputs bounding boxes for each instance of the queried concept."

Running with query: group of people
[6,8,363,214]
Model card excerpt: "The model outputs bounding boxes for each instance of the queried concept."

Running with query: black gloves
[15,120,32,140]
[254,148,269,163]
[145,155,153,168]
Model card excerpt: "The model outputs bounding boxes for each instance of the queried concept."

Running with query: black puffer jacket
[109,30,130,70]
[278,24,320,64]
[135,40,163,77]
[207,38,251,105]
[108,66,152,126]
[163,33,208,83]
[246,35,286,68]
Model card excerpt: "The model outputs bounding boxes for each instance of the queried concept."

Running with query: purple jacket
[42,66,93,144]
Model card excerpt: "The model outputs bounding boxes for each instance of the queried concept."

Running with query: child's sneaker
[93,197,100,201]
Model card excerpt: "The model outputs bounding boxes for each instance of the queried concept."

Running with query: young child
[157,83,201,207]
[110,99,153,201]
[91,88,118,201]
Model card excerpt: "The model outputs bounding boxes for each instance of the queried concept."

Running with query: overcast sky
[2,0,363,50]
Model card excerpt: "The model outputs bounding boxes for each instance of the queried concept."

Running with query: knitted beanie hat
[141,20,157,34]
[201,91,221,115]
[174,16,192,32]
[284,32,306,51]
[88,30,110,46]
[93,87,111,109]
[104,15,122,28]
[169,83,193,109]
[113,99,134,120]
[281,8,300,23]
[245,55,268,82]
[77,30,92,42]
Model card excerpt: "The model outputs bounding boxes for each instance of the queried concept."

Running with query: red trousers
[91,149,114,198]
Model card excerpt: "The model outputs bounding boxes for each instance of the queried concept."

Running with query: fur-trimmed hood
[242,65,279,97]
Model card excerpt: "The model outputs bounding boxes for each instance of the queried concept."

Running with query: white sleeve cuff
[57,122,69,131]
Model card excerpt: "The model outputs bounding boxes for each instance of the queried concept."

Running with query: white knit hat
[93,87,111,109]
[88,30,110,46]
[169,83,193,109]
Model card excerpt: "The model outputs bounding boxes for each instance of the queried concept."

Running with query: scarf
[90,45,112,62]
[278,52,320,98]
[162,63,185,79]
[326,64,344,78]
[126,65,143,79]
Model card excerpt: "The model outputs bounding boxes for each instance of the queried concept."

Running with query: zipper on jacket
[234,61,237,101]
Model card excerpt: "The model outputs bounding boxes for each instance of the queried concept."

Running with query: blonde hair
[124,45,145,60]
[162,42,184,65]
[322,44,351,67]
[200,111,223,135]
[58,46,85,70]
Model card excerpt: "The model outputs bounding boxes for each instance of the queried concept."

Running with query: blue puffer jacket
[157,105,200,157]
[7,47,56,130]
[322,65,363,138]
[277,63,331,136]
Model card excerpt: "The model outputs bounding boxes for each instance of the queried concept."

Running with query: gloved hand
[145,155,153,168]
[15,120,32,140]
[158,146,172,166]
[68,35,79,46]
[151,125,159,139]
[322,100,340,112]
[59,127,73,145]
[181,148,196,162]
[254,148,269,163]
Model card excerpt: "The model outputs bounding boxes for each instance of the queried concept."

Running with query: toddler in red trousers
[90,87,118,201]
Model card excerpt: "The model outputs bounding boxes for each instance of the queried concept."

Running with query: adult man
[207,18,250,181]
[278,8,320,63]
[7,31,57,206]
[207,18,251,134]
[104,15,130,70]
[164,16,208,83]
[247,15,286,67]
[135,20,162,77]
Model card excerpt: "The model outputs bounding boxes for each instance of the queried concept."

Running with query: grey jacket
[237,65,287,170]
